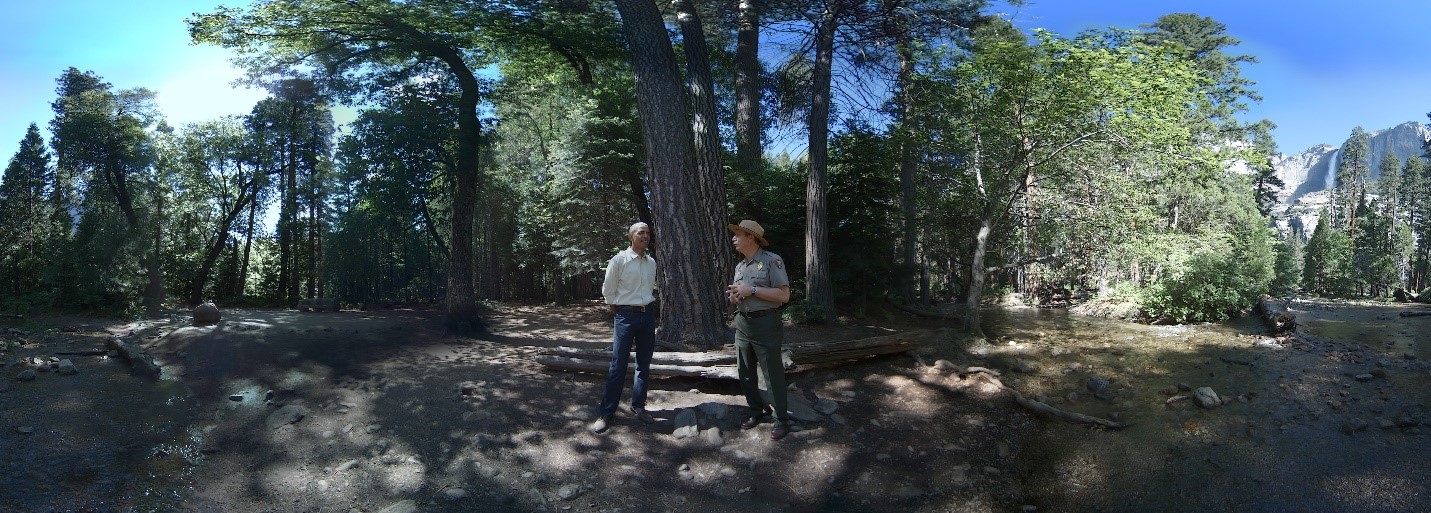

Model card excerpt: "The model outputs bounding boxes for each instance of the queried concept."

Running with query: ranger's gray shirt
[733,249,790,313]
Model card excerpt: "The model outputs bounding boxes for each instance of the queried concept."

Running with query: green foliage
[826,123,899,305]
[1302,211,1355,296]
[1270,234,1302,293]
[784,300,832,325]
[0,125,55,299]
[1138,222,1274,322]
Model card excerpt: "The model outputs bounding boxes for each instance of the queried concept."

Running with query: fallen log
[54,349,109,356]
[890,301,959,320]
[965,369,1125,430]
[1257,295,1295,333]
[533,355,738,379]
[1398,310,1431,318]
[536,331,927,377]
[105,336,161,379]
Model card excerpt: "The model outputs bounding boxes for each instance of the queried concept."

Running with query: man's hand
[725,284,743,304]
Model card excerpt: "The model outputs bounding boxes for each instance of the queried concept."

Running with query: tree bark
[433,46,487,336]
[190,187,255,305]
[1258,295,1296,331]
[673,0,733,290]
[613,0,731,348]
[733,0,764,219]
[805,4,839,323]
[895,38,920,304]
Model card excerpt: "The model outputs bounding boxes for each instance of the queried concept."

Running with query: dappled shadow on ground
[10,300,1425,512]
[164,303,1035,512]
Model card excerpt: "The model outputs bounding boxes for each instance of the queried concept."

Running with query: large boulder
[194,302,222,325]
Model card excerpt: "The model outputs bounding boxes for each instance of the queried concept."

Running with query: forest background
[1,0,1429,347]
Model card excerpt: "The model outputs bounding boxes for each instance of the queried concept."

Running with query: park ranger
[724,220,793,440]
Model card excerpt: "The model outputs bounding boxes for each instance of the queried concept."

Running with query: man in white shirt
[591,222,658,433]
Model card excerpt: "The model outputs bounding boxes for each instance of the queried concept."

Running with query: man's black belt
[615,304,653,312]
[738,308,776,318]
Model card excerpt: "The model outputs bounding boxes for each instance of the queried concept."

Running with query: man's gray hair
[628,222,649,235]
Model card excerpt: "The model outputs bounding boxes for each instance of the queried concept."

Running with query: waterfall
[1323,149,1339,190]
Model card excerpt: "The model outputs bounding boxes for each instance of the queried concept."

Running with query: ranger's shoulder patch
[773,258,784,269]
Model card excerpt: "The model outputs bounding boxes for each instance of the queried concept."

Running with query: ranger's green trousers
[734,312,787,424]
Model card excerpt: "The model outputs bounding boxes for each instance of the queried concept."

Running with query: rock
[15,369,36,382]
[1177,382,1192,392]
[813,398,839,415]
[266,405,308,429]
[933,359,958,371]
[786,394,821,422]
[556,483,581,500]
[442,487,468,500]
[16,426,33,434]
[376,500,417,513]
[458,382,480,396]
[1342,419,1370,434]
[1369,368,1388,378]
[228,394,244,402]
[701,427,724,446]
[1193,387,1221,408]
[1087,377,1110,392]
[672,408,699,439]
[1354,373,1374,382]
[1012,360,1039,374]
[56,359,77,375]
[193,303,222,325]
[895,486,924,498]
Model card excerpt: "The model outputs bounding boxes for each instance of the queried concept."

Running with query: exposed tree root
[961,368,1126,430]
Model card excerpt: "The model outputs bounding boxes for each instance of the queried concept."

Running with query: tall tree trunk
[805,5,838,323]
[143,193,164,315]
[613,0,729,349]
[307,174,318,300]
[673,0,733,293]
[433,47,487,336]
[280,140,298,303]
[239,194,256,297]
[895,39,920,304]
[965,214,991,337]
[733,0,763,219]
[189,190,254,305]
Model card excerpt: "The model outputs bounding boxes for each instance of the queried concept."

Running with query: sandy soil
[2,299,1429,512]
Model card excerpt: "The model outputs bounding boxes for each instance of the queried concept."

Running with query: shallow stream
[982,302,1431,512]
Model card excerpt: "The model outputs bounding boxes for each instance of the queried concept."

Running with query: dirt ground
[2,299,1429,512]
[1,302,1032,513]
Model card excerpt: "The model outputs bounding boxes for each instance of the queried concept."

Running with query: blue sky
[2,1,1428,163]
[999,0,1431,153]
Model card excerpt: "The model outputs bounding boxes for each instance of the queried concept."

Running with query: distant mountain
[1275,121,1431,203]
[1269,121,1431,238]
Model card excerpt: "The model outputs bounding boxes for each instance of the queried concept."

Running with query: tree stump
[194,302,222,325]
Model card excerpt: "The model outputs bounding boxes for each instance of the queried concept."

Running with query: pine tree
[0,124,54,298]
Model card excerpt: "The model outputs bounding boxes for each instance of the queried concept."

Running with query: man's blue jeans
[598,309,656,418]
